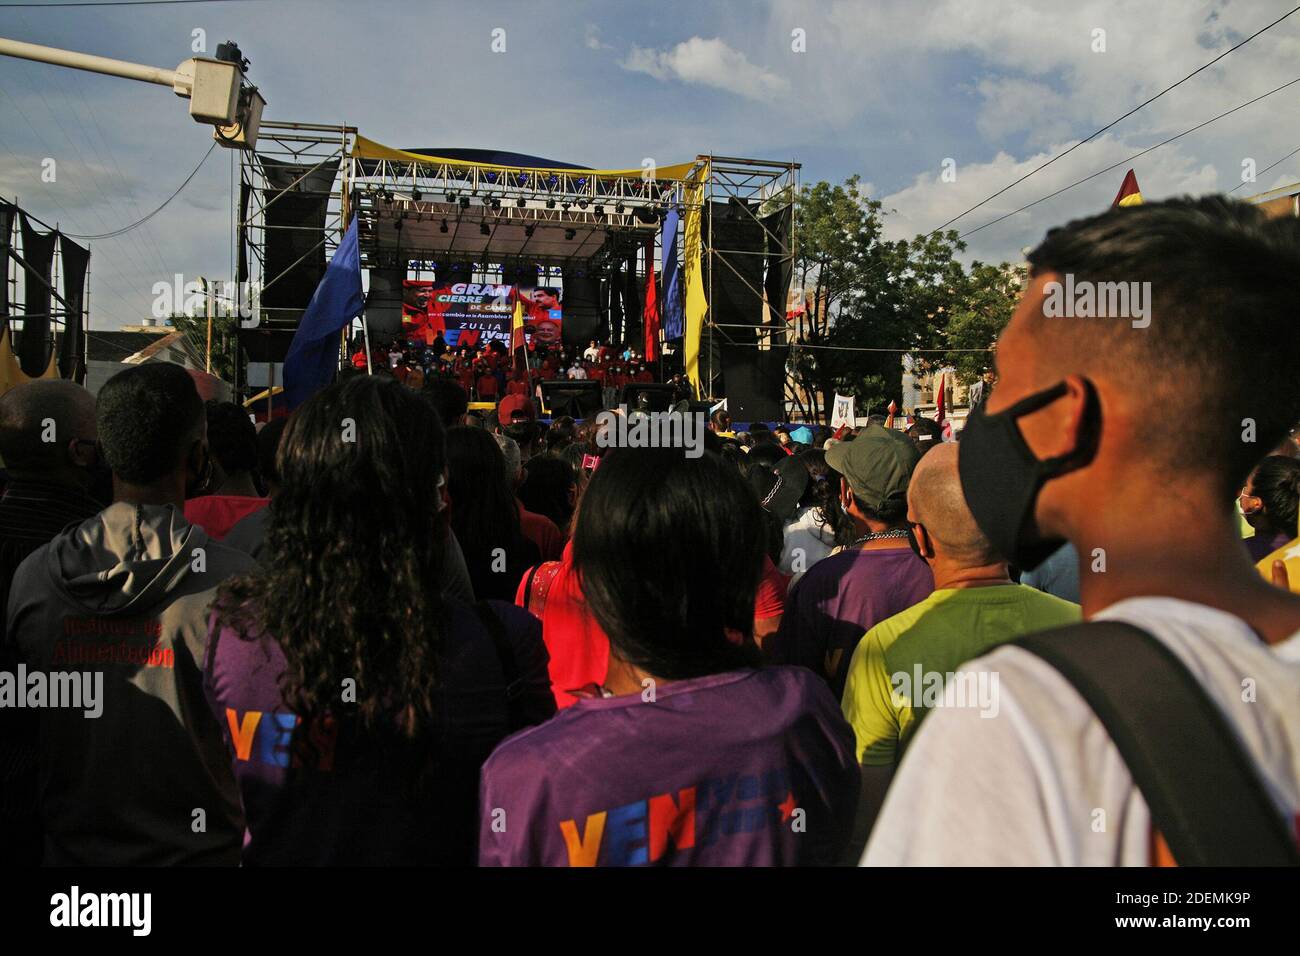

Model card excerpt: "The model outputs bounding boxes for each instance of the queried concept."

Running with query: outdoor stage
[235,121,799,419]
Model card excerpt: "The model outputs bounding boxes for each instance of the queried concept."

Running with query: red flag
[934,371,946,424]
[643,241,660,362]
[1112,169,1143,207]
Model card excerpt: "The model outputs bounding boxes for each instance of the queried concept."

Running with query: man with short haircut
[5,362,252,865]
[841,443,1078,847]
[0,381,105,620]
[866,197,1300,866]
[768,424,933,697]
[0,380,105,864]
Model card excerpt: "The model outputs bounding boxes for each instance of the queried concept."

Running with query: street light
[0,35,266,150]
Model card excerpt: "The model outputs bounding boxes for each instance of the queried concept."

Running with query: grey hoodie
[5,502,253,865]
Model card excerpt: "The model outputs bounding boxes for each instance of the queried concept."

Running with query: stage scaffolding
[237,121,799,403]
[1,199,90,385]
[236,120,354,329]
[699,155,799,403]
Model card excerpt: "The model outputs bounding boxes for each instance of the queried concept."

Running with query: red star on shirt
[778,792,798,823]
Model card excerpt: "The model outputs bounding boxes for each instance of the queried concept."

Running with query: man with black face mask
[4,362,252,865]
[865,197,1300,866]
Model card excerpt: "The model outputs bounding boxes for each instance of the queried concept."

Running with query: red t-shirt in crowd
[756,555,789,619]
[476,374,499,399]
[515,542,608,709]
[517,501,563,562]
[184,495,270,542]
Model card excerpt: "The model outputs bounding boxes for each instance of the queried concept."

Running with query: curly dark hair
[215,375,447,742]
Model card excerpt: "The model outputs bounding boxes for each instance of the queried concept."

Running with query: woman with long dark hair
[445,426,541,600]
[205,376,554,865]
[480,447,859,866]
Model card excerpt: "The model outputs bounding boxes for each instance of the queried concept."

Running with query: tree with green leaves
[788,176,972,419]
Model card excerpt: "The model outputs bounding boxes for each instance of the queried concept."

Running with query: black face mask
[957,379,1099,571]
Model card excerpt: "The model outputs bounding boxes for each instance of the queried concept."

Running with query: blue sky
[3,0,1299,329]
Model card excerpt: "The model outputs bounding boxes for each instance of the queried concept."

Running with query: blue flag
[283,216,364,410]
[660,208,683,341]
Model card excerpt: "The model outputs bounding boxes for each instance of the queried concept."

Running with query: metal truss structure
[238,122,799,403]
[698,155,799,402]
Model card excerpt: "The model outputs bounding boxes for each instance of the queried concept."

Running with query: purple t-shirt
[769,546,933,697]
[204,599,554,865]
[477,666,859,866]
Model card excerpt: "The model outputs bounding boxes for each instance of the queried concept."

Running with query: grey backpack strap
[1015,620,1299,866]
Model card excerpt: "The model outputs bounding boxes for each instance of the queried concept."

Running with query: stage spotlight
[491,198,502,210]
[577,177,587,187]
[516,197,526,208]
[459,197,471,210]
[564,228,576,241]
[577,198,589,209]
[546,198,556,209]
[412,189,422,202]
[561,202,571,211]
[440,219,449,233]
[616,203,626,214]
[445,191,456,202]
[487,172,498,184]
[480,222,491,236]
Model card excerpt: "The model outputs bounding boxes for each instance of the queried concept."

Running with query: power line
[0,1,264,7]
[66,142,216,239]
[958,74,1300,240]
[930,3,1300,234]
[1229,144,1300,192]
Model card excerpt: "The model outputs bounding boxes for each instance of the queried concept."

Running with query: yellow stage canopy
[353,135,699,182]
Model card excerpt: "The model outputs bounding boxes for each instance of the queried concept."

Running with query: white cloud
[877,136,1221,261]
[973,77,1072,147]
[584,24,610,51]
[622,37,790,100]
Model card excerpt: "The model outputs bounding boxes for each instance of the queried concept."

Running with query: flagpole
[361,315,373,375]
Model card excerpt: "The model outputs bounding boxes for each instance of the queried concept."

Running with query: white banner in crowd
[831,393,855,429]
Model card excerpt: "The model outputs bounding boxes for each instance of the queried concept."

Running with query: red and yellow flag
[1112,169,1143,207]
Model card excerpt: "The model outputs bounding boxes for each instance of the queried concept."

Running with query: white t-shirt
[779,504,837,577]
[863,597,1300,865]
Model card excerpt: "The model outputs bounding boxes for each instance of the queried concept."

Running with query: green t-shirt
[842,583,1080,766]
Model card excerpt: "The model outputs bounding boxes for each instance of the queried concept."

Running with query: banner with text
[402,280,563,348]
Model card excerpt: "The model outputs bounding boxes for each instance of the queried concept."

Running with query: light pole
[0,36,265,149]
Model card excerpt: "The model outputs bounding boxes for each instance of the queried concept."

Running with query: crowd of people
[352,334,675,410]
[1,196,1299,866]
